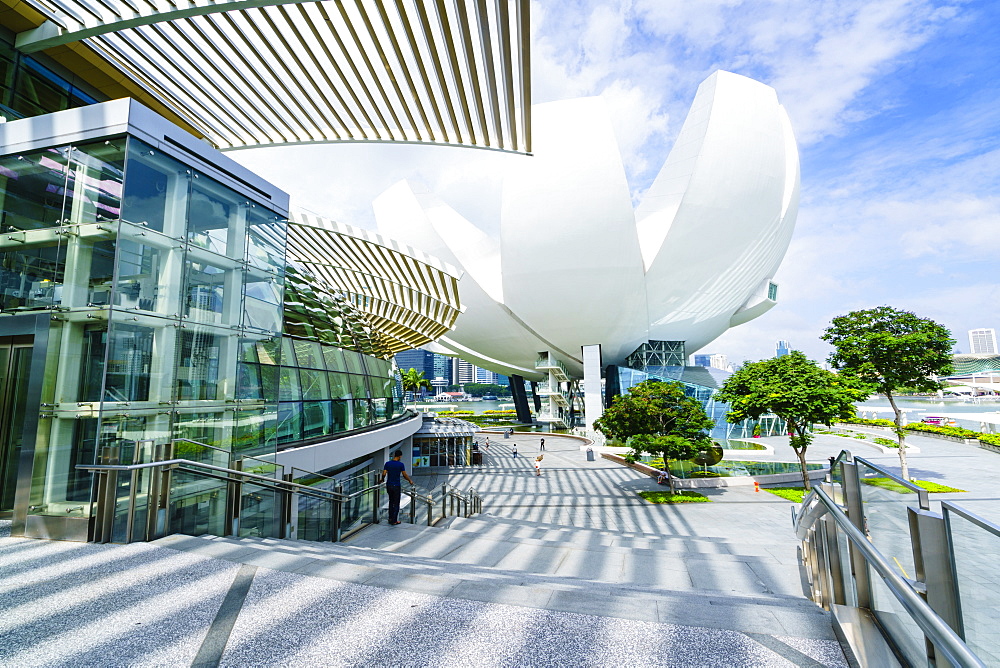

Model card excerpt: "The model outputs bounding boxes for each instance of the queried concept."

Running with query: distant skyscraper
[969,329,998,355]
[693,353,728,370]
[776,340,790,357]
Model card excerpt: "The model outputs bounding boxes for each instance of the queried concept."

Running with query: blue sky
[236,0,1000,366]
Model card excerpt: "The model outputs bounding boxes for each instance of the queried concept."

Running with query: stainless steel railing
[794,450,989,667]
[78,439,483,546]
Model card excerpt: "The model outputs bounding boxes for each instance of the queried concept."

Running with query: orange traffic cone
[754,481,760,493]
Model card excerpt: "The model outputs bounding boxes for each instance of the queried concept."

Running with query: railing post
[842,461,873,609]
[441,483,447,519]
[282,473,295,540]
[408,488,416,524]
[910,507,965,666]
[373,485,380,524]
[125,468,139,544]
[427,497,432,526]
[822,515,847,606]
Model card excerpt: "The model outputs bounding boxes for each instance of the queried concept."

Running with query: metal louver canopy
[15,0,531,153]
[287,211,464,353]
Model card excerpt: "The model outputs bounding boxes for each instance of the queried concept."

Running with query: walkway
[0,433,852,667]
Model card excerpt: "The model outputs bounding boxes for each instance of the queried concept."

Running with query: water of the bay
[856,396,1000,431]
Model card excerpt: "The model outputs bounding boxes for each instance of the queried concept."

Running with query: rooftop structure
[969,328,998,355]
[5,0,531,152]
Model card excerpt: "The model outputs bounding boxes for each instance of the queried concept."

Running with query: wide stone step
[436,514,796,553]
[151,533,833,642]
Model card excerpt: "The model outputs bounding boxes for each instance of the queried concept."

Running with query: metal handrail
[854,455,930,509]
[941,501,1000,538]
[809,486,985,668]
[79,459,348,502]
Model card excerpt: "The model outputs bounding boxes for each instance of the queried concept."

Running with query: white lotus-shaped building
[374,70,800,391]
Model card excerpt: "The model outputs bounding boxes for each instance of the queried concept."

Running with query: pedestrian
[379,450,414,525]
[535,454,543,476]
[512,444,518,458]
[539,437,545,451]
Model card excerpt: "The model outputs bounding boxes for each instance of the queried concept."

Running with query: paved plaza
[4,427,995,667]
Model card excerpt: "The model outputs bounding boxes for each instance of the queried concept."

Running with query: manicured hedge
[841,417,897,427]
[979,433,1000,447]
[903,422,980,439]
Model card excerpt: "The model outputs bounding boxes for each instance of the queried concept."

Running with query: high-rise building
[969,329,998,355]
[776,340,791,357]
[693,353,728,370]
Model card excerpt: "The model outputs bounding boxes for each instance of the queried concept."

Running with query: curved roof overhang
[286,212,464,354]
[11,0,531,153]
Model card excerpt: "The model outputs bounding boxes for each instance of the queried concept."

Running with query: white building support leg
[582,344,603,442]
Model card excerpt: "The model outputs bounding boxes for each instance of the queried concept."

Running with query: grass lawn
[863,478,967,494]
[764,487,807,503]
[637,490,710,504]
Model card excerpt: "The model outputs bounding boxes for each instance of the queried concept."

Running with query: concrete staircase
[153,513,836,645]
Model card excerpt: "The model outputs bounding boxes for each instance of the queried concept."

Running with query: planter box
[600,452,827,489]
[980,442,1000,455]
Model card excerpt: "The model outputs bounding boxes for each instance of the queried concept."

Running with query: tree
[593,380,715,493]
[822,306,954,481]
[715,351,869,490]
[400,367,432,403]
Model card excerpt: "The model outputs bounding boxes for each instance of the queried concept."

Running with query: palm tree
[400,367,432,404]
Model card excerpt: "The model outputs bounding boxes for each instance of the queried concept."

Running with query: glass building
[0,99,462,540]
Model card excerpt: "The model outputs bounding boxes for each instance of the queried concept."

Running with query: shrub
[853,434,868,440]
[904,423,979,439]
[483,410,517,415]
[765,487,807,503]
[874,437,897,447]
[439,410,475,416]
[980,433,1000,447]
[689,470,722,478]
[842,417,896,427]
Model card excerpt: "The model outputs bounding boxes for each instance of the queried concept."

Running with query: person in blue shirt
[380,450,414,525]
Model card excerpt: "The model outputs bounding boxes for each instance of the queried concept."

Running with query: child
[535,455,543,476]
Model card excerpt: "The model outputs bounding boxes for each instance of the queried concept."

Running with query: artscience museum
[375,70,801,430]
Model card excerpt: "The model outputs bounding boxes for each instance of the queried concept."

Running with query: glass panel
[168,470,228,536]
[175,327,225,401]
[121,141,189,236]
[237,363,263,401]
[299,368,329,400]
[302,401,331,439]
[323,346,346,372]
[297,493,336,542]
[277,402,302,444]
[331,399,350,433]
[113,226,178,314]
[0,146,69,231]
[278,366,300,401]
[187,177,241,257]
[183,256,228,324]
[254,335,282,365]
[238,483,281,538]
[0,243,67,311]
[946,508,1000,665]
[343,350,367,375]
[64,140,124,225]
[352,399,372,429]
[857,459,919,582]
[173,410,230,450]
[245,207,286,274]
[329,372,350,400]
[233,406,277,458]
[293,339,324,369]
[242,272,283,332]
[869,573,927,666]
[348,374,370,399]
[104,323,153,402]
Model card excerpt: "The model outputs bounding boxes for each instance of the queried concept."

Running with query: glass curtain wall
[1,128,408,526]
[0,134,287,519]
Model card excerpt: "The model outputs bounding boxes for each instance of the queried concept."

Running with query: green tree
[715,351,869,490]
[594,380,715,493]
[400,367,432,403]
[822,306,954,481]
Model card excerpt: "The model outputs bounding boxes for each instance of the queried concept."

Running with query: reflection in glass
[0,147,69,231]
[120,140,189,235]
[946,508,1000,665]
[176,329,222,401]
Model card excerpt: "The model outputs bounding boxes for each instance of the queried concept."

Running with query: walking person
[539,437,545,451]
[379,450,414,525]
[535,454,543,476]
[512,444,518,458]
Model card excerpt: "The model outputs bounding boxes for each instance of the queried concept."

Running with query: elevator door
[0,340,32,514]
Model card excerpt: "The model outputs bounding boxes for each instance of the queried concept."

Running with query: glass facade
[0,130,404,523]
[0,38,103,122]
